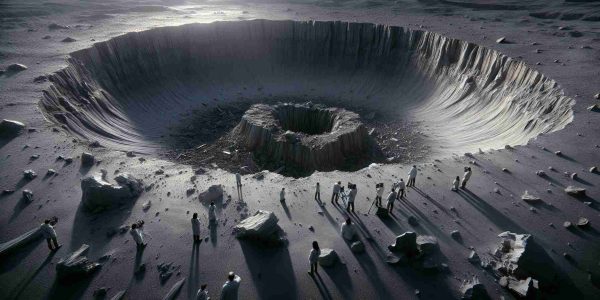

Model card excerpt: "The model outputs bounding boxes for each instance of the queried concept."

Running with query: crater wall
[40,19,574,156]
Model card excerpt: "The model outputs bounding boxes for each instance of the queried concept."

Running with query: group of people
[453,166,472,191]
[36,164,473,299]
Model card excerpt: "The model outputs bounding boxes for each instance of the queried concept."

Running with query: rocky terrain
[1,0,599,299]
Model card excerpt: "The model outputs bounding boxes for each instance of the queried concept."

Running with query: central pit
[235,102,369,172]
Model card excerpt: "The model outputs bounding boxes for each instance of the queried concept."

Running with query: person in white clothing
[130,223,146,249]
[208,202,217,224]
[220,272,241,300]
[192,213,201,242]
[407,165,417,187]
[347,185,357,213]
[375,183,384,207]
[331,181,341,204]
[461,167,472,189]
[396,179,406,199]
[452,176,460,191]
[341,218,356,241]
[280,188,286,202]
[386,188,398,213]
[40,218,60,251]
[196,284,210,300]
[308,241,321,276]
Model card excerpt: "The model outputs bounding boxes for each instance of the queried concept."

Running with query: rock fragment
[56,244,101,280]
[351,241,365,253]
[23,169,37,180]
[318,248,339,267]
[0,119,26,137]
[416,235,438,254]
[198,185,223,202]
[460,276,488,300]
[234,210,284,245]
[81,152,95,167]
[564,186,586,197]
[6,63,28,72]
[81,172,143,211]
[577,217,589,228]
[521,190,541,202]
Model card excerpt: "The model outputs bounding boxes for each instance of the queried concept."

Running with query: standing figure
[407,165,417,187]
[452,176,460,191]
[196,284,210,300]
[40,218,61,251]
[396,178,406,199]
[461,167,472,189]
[280,188,286,202]
[130,222,146,249]
[386,188,398,213]
[208,202,217,224]
[220,272,241,300]
[192,213,201,242]
[347,184,357,213]
[315,182,321,202]
[235,173,242,190]
[331,181,341,204]
[308,241,321,276]
[375,183,384,207]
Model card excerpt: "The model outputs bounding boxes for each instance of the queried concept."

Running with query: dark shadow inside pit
[276,105,335,135]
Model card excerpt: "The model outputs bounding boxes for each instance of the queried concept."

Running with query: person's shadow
[187,242,200,298]
[239,241,298,299]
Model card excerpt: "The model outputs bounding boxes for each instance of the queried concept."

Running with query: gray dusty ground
[1,1,600,300]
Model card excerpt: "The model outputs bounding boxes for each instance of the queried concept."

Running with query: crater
[235,102,370,174]
[40,20,574,175]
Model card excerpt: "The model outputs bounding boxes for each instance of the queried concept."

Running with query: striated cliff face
[235,103,369,172]
[40,19,573,157]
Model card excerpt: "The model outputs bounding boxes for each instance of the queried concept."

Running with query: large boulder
[81,172,143,211]
[56,244,101,280]
[198,185,223,202]
[234,210,282,244]
[318,248,339,267]
[416,235,438,255]
[494,232,532,277]
[389,232,418,255]
[0,119,25,137]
